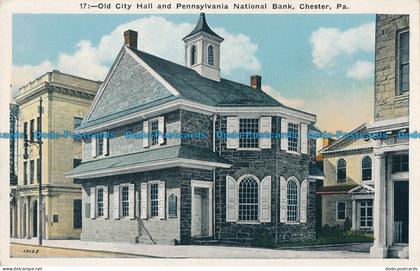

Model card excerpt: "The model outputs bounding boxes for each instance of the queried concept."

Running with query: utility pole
[37,97,43,246]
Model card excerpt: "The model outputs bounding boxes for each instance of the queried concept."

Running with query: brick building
[67,13,321,245]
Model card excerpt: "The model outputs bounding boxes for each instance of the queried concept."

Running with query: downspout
[275,116,279,245]
[212,114,217,238]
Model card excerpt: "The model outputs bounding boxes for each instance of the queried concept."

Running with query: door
[191,187,211,237]
[394,181,408,243]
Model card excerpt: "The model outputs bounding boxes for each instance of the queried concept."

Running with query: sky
[12,14,376,132]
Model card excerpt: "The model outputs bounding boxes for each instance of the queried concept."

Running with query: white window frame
[286,177,300,223]
[120,184,130,218]
[96,186,105,218]
[237,174,260,223]
[148,181,160,218]
[191,44,197,66]
[148,118,160,148]
[168,193,178,219]
[337,158,347,183]
[287,121,300,154]
[361,156,373,182]
[336,201,346,221]
[207,44,214,66]
[238,118,260,151]
[359,200,373,229]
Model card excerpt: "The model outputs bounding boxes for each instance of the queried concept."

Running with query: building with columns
[368,14,409,259]
[318,124,374,232]
[12,70,100,239]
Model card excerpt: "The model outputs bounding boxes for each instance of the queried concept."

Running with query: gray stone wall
[321,193,352,227]
[374,15,409,121]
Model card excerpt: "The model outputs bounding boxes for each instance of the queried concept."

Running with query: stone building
[369,14,409,259]
[318,124,374,232]
[13,71,101,239]
[66,13,322,245]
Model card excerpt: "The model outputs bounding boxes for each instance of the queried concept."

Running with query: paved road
[10,239,370,259]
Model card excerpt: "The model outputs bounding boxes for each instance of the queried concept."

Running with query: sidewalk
[10,238,370,259]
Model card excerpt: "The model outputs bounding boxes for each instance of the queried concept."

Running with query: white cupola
[183,13,224,82]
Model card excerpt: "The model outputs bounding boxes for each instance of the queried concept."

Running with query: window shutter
[280,177,287,223]
[226,176,237,222]
[226,117,239,149]
[103,186,109,219]
[158,181,166,219]
[281,118,288,151]
[143,120,149,148]
[113,185,120,219]
[260,176,272,222]
[259,117,272,149]
[129,184,135,219]
[158,116,165,145]
[90,187,96,219]
[104,132,109,156]
[300,180,308,223]
[92,137,97,158]
[140,183,148,219]
[300,124,308,154]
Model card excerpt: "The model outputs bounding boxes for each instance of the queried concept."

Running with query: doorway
[191,181,213,237]
[32,200,38,238]
[394,181,408,244]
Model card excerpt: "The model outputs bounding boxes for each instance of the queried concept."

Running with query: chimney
[250,75,262,90]
[124,30,138,49]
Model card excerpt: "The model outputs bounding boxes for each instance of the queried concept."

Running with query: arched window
[191,45,197,65]
[361,156,372,181]
[337,159,347,182]
[238,175,259,222]
[208,45,214,66]
[287,179,299,222]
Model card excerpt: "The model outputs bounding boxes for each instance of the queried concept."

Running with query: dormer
[183,13,224,81]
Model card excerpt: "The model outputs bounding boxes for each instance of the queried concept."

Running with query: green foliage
[343,217,352,232]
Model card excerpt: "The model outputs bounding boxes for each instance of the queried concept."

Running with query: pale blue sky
[13,14,376,131]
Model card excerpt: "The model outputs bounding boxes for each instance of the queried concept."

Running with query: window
[121,186,129,217]
[392,153,409,173]
[398,30,409,94]
[360,200,373,228]
[96,137,104,156]
[97,188,104,217]
[23,122,28,141]
[74,117,83,129]
[30,119,34,142]
[361,156,372,181]
[23,161,28,185]
[30,160,35,184]
[73,158,82,168]
[73,199,82,229]
[37,116,41,133]
[53,215,59,223]
[208,45,214,66]
[191,45,197,65]
[238,175,259,222]
[336,202,346,220]
[36,158,40,182]
[287,179,298,222]
[288,123,299,152]
[337,159,347,182]
[149,183,159,217]
[150,120,159,146]
[168,194,177,218]
[239,118,259,149]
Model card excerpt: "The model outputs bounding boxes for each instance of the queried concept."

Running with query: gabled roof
[320,123,373,154]
[128,47,282,107]
[349,184,374,194]
[183,13,224,41]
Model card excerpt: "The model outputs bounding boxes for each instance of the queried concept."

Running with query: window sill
[237,148,261,151]
[286,150,301,156]
[284,222,300,225]
[394,93,409,102]
[236,221,261,225]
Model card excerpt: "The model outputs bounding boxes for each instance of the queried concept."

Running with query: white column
[352,200,357,230]
[25,198,31,239]
[370,152,388,258]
